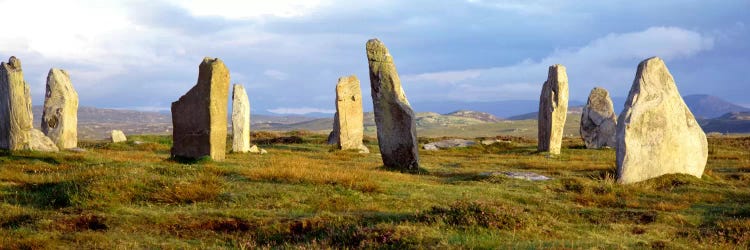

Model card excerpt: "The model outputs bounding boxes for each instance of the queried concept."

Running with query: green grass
[0,133,748,249]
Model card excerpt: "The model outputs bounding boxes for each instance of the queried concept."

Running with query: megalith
[171,57,230,161]
[111,130,127,143]
[42,68,79,149]
[366,39,419,171]
[580,87,616,149]
[538,64,569,154]
[616,57,708,184]
[231,84,250,153]
[328,75,369,153]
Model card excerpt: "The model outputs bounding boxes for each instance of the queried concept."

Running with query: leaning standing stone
[232,84,250,153]
[366,39,419,171]
[537,64,569,154]
[171,57,230,161]
[329,75,369,153]
[42,68,79,149]
[616,57,708,184]
[580,87,616,149]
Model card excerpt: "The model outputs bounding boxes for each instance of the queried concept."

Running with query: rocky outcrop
[171,57,230,161]
[42,69,79,149]
[537,64,569,154]
[231,84,250,153]
[580,87,616,149]
[29,129,59,152]
[616,57,708,184]
[111,130,127,143]
[328,75,369,153]
[367,39,419,171]
[0,56,34,150]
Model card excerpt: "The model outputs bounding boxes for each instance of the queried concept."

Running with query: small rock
[260,149,267,154]
[481,139,511,145]
[133,140,144,145]
[248,145,260,153]
[110,130,127,143]
[480,171,552,181]
[67,147,86,153]
[423,139,475,150]
[28,129,59,152]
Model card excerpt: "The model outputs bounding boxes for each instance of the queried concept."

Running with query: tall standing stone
[616,57,707,184]
[537,64,569,154]
[0,56,33,150]
[580,87,616,149]
[42,69,79,149]
[327,75,369,153]
[231,84,250,153]
[0,57,58,152]
[366,39,419,171]
[171,57,230,161]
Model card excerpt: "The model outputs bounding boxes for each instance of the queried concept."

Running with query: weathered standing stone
[111,130,127,143]
[171,57,230,161]
[580,87,616,149]
[42,69,79,149]
[327,75,369,153]
[616,57,708,184]
[0,56,34,150]
[537,64,569,154]
[231,84,250,153]
[366,39,419,171]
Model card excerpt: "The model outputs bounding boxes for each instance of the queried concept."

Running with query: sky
[0,0,748,115]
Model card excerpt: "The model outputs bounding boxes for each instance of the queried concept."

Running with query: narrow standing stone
[171,57,230,161]
[42,68,79,149]
[580,87,616,149]
[366,39,419,171]
[537,64,569,154]
[328,75,369,153]
[231,84,251,153]
[616,57,707,184]
[111,130,127,143]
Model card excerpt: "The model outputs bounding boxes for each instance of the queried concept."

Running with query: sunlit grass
[0,133,748,248]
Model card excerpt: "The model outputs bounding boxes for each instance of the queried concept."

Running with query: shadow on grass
[0,150,62,165]
[2,181,87,209]
[167,155,213,164]
[376,165,430,175]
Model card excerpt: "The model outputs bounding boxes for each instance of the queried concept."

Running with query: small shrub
[417,201,527,230]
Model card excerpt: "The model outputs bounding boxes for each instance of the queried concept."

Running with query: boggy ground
[0,131,748,249]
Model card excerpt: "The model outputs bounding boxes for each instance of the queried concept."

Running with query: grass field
[0,132,748,249]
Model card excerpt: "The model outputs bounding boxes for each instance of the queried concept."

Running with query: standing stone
[580,87,616,149]
[366,39,419,171]
[111,130,127,143]
[42,69,78,149]
[0,56,33,150]
[171,57,230,161]
[537,64,569,154]
[327,75,369,153]
[231,84,250,153]
[616,57,708,184]
[0,56,58,152]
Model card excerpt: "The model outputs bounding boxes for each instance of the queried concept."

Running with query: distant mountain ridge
[683,94,750,119]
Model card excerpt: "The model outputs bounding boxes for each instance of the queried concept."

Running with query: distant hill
[444,110,503,122]
[506,105,583,121]
[683,95,750,119]
[700,111,750,134]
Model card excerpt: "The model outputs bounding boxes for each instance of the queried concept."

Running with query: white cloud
[403,26,714,102]
[267,107,336,115]
[166,0,329,19]
[263,69,289,80]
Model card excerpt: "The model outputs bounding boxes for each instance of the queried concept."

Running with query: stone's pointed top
[233,83,244,90]
[366,39,392,63]
[5,56,21,70]
[338,75,358,82]
[202,57,221,64]
[590,87,610,96]
[49,68,70,78]
[548,64,567,74]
